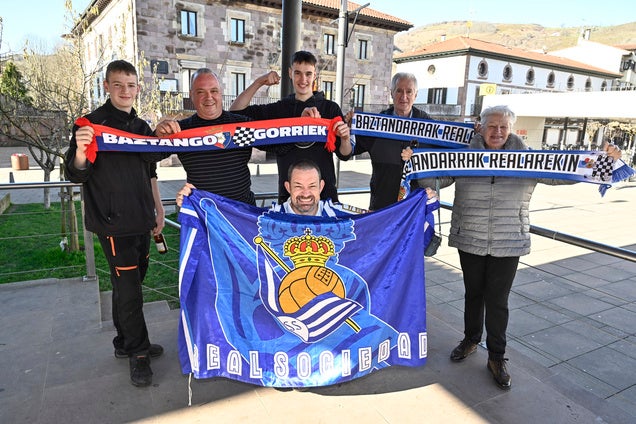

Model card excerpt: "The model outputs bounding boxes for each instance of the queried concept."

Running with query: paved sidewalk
[0,148,635,423]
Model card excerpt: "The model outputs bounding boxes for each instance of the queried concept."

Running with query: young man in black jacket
[230,50,352,203]
[65,60,164,387]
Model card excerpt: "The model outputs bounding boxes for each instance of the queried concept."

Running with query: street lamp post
[334,1,369,108]
[334,0,348,108]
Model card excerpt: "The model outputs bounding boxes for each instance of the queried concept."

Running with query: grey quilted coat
[416,133,573,257]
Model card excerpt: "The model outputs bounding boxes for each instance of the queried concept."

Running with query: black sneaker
[115,344,164,359]
[487,358,511,390]
[130,354,153,387]
[450,339,478,362]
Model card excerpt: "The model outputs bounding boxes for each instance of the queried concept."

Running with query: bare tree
[136,52,184,126]
[0,1,184,252]
[0,1,97,252]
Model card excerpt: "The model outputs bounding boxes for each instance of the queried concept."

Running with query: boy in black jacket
[65,60,164,387]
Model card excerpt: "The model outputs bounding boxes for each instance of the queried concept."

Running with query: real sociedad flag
[177,189,438,388]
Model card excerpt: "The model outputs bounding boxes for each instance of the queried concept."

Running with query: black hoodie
[236,91,349,203]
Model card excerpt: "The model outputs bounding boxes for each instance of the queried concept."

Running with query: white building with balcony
[394,36,620,122]
[393,36,636,153]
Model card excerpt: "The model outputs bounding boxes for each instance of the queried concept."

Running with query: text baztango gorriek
[100,125,327,147]
[411,151,580,173]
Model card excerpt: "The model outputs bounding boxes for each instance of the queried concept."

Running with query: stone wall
[92,0,400,109]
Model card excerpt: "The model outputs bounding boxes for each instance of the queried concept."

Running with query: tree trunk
[43,168,51,209]
[58,161,81,252]
[68,187,80,252]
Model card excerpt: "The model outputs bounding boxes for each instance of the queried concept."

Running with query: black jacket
[65,99,157,236]
[237,91,349,202]
[354,106,431,210]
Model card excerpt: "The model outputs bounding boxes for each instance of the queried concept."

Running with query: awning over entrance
[482,90,636,122]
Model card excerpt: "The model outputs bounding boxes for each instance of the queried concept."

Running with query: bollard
[11,153,29,170]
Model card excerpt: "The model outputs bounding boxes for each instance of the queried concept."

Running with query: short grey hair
[190,68,219,87]
[480,105,516,127]
[390,72,418,93]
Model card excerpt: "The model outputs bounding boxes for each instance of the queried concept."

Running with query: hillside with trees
[394,21,636,54]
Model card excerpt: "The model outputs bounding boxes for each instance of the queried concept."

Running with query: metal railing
[437,201,636,263]
[1,182,634,287]
[0,181,97,281]
[163,189,636,263]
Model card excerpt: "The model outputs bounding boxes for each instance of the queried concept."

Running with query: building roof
[394,36,621,78]
[615,43,636,51]
[302,0,412,30]
[482,90,636,121]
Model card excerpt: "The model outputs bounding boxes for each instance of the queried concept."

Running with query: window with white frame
[354,84,365,108]
[231,72,246,96]
[427,87,447,104]
[322,81,334,100]
[181,10,197,37]
[526,68,535,85]
[547,71,555,88]
[502,64,512,81]
[477,60,488,78]
[230,18,245,43]
[95,75,102,99]
[358,39,368,60]
[181,69,196,94]
[324,34,335,55]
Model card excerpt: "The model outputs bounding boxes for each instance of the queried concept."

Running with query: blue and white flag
[177,189,438,388]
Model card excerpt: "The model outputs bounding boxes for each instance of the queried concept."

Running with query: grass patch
[0,202,181,308]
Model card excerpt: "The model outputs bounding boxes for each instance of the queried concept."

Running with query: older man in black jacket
[351,73,432,210]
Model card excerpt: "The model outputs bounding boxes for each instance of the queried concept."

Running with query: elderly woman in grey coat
[414,105,621,390]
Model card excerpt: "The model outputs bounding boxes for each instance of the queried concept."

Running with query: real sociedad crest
[254,216,364,343]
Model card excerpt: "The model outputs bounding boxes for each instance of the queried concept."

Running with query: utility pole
[334,2,369,108]
[281,0,302,97]
[334,0,348,108]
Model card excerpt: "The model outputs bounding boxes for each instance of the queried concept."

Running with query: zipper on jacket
[488,178,495,254]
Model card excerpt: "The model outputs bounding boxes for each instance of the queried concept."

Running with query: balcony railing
[180,94,281,112]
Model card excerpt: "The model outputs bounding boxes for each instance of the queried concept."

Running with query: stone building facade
[75,0,411,113]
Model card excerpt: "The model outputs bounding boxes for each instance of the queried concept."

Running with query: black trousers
[458,250,519,360]
[98,234,151,356]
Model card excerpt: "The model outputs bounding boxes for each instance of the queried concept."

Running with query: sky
[369,0,633,29]
[1,0,633,53]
